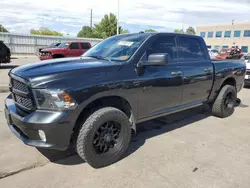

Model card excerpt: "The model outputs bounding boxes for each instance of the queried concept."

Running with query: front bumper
[39,55,53,60]
[244,79,250,86]
[0,56,11,63]
[4,94,75,150]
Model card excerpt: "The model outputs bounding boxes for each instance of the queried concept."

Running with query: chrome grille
[12,80,29,92]
[10,76,35,112]
[15,95,33,109]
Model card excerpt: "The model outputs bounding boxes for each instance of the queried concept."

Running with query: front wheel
[212,85,237,118]
[76,107,131,168]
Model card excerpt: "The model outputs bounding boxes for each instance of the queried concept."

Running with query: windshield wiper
[87,55,111,62]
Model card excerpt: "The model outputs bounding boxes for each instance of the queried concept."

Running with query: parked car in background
[37,42,61,56]
[39,41,91,60]
[216,48,243,59]
[0,40,11,66]
[5,32,246,168]
[208,48,219,59]
[242,54,250,86]
[241,53,250,62]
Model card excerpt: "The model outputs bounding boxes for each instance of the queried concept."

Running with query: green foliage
[0,24,8,32]
[174,29,184,34]
[77,26,94,38]
[174,26,196,35]
[94,13,123,38]
[186,26,196,35]
[144,29,157,32]
[121,29,130,34]
[77,13,128,39]
[30,27,63,36]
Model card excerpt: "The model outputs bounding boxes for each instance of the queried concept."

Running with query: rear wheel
[53,54,64,59]
[76,107,131,168]
[212,85,237,118]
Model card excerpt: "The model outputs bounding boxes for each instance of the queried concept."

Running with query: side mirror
[139,53,169,67]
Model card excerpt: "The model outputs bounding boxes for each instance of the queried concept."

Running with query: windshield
[242,54,250,60]
[47,43,57,48]
[82,33,150,61]
[57,42,69,49]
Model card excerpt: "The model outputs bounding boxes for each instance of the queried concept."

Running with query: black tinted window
[178,37,206,60]
[81,43,90,49]
[147,36,177,62]
[69,43,80,49]
[0,42,7,51]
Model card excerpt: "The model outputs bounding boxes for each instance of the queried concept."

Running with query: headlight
[33,89,77,110]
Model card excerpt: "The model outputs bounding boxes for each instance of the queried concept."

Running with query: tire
[212,85,237,118]
[53,54,64,59]
[76,107,131,168]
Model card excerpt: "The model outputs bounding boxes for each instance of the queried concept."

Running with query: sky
[1,0,250,36]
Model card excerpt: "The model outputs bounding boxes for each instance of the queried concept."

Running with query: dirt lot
[0,57,250,188]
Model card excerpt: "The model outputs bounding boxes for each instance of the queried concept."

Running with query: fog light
[38,130,46,142]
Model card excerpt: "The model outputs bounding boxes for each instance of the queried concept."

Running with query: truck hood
[10,57,123,81]
[41,48,64,52]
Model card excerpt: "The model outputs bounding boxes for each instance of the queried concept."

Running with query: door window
[81,43,91,49]
[146,36,177,63]
[178,37,206,60]
[69,43,80,49]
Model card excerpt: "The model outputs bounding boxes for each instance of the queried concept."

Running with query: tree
[0,24,8,32]
[144,29,157,32]
[121,29,130,34]
[30,27,63,36]
[186,26,196,35]
[77,26,94,38]
[174,29,184,34]
[92,13,123,38]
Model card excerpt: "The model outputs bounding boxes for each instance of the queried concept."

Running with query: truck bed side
[208,59,246,102]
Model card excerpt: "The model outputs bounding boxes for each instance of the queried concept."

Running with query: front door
[67,42,81,57]
[137,34,183,120]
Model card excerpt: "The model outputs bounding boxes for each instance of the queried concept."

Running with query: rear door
[80,43,91,55]
[177,36,214,105]
[67,42,81,57]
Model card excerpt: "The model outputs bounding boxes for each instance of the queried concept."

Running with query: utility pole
[90,9,93,28]
[117,0,119,35]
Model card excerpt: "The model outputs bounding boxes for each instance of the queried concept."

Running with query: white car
[208,49,219,59]
[243,54,250,86]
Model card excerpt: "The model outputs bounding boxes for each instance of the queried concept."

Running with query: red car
[39,41,91,60]
[216,48,243,59]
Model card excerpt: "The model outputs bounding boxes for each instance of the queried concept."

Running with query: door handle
[204,68,212,73]
[171,71,182,76]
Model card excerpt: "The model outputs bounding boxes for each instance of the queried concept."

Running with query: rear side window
[0,42,7,51]
[147,36,177,62]
[178,37,206,60]
[69,43,80,49]
[81,43,90,49]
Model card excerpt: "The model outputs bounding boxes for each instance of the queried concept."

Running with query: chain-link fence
[0,32,102,55]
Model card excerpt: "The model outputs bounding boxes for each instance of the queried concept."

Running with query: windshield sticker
[117,41,134,46]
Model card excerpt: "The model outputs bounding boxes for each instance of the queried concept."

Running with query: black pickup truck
[4,33,246,168]
[0,41,11,65]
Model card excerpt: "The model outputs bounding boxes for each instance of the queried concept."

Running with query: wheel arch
[219,77,236,92]
[53,54,65,58]
[208,76,237,103]
[69,95,137,147]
